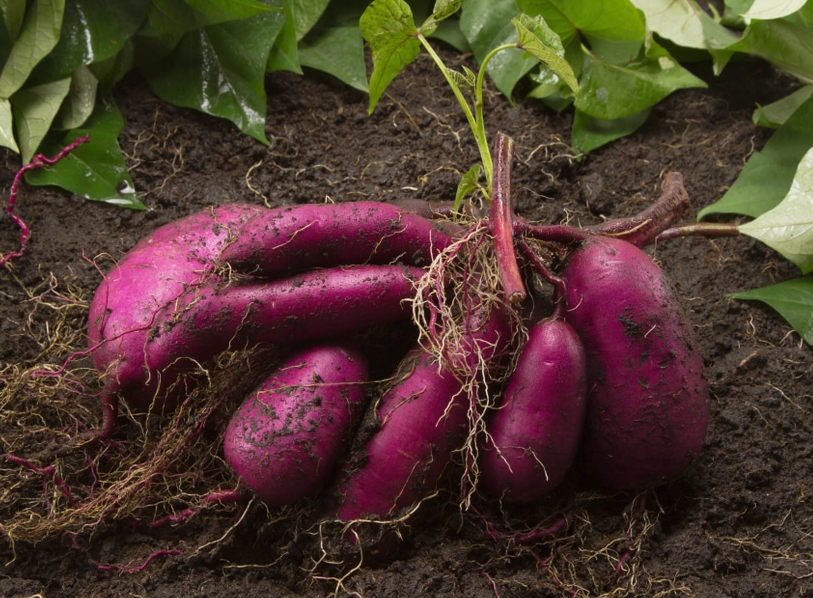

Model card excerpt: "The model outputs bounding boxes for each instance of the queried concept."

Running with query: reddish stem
[489,132,526,304]
[513,172,694,250]
[514,220,592,245]
[655,221,740,242]
[1,135,90,268]
[585,171,690,248]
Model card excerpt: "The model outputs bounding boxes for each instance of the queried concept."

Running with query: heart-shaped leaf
[359,0,421,115]
[575,42,706,120]
[141,9,284,145]
[26,100,143,209]
[739,146,813,274]
[31,0,150,81]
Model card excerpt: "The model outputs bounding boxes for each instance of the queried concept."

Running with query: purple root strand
[97,548,183,573]
[1,135,89,268]
[4,454,77,509]
[149,488,246,528]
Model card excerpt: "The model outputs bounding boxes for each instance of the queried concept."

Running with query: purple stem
[1,135,90,268]
[655,221,740,242]
[489,132,526,304]
[585,171,690,248]
[514,221,592,245]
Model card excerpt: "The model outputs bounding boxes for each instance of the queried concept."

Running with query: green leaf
[59,66,98,129]
[1,0,27,42]
[298,25,368,92]
[800,0,813,27]
[10,77,71,163]
[0,98,19,152]
[30,0,150,82]
[460,0,526,98]
[294,0,373,85]
[741,0,807,22]
[739,146,813,274]
[629,0,738,72]
[26,100,144,209]
[570,107,650,153]
[458,0,516,62]
[635,0,737,48]
[429,16,471,52]
[148,0,270,36]
[0,0,65,99]
[184,0,278,21]
[730,277,813,346]
[359,0,421,115]
[513,13,578,95]
[722,0,753,27]
[420,0,461,37]
[141,10,283,145]
[292,0,332,40]
[699,95,813,219]
[92,42,137,93]
[483,24,537,100]
[753,85,813,129]
[727,18,813,83]
[447,65,476,94]
[575,41,706,120]
[267,0,301,74]
[518,0,646,64]
[454,163,482,210]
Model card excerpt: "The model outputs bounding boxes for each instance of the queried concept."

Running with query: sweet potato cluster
[87,169,709,551]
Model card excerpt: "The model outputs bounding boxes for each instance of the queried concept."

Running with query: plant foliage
[2,0,813,342]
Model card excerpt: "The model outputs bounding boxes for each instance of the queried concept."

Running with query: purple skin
[88,205,266,387]
[479,318,587,502]
[91,264,425,411]
[336,347,466,521]
[335,304,510,522]
[88,201,452,410]
[86,197,452,415]
[219,201,453,276]
[561,236,710,490]
[223,345,368,506]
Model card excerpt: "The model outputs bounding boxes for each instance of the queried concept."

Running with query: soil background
[1,46,812,598]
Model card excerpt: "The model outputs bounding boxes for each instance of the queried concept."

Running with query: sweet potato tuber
[224,344,369,505]
[561,236,709,489]
[479,317,587,502]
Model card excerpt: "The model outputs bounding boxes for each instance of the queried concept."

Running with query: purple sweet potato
[479,318,587,502]
[335,303,510,522]
[560,236,709,490]
[88,201,450,415]
[223,344,368,505]
[92,264,425,411]
[88,204,265,383]
[219,201,453,275]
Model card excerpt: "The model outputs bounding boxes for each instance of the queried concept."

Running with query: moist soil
[1,48,811,598]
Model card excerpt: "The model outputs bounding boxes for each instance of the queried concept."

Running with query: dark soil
[1,48,811,598]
